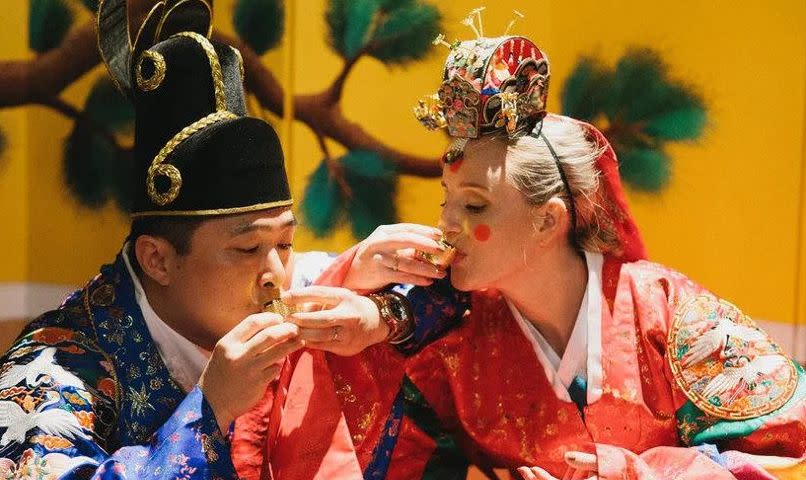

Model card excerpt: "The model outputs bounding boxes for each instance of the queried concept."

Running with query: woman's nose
[438,206,462,237]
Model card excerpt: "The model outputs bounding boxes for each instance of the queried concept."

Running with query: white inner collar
[506,251,604,404]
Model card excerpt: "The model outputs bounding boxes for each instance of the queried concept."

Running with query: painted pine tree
[301,0,441,238]
[562,48,707,191]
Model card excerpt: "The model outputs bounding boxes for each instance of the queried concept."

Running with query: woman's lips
[453,251,467,264]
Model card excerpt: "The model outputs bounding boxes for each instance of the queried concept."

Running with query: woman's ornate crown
[414,9,550,140]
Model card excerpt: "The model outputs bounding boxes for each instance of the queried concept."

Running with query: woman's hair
[505,115,619,253]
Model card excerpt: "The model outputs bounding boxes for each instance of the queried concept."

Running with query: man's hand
[517,452,598,480]
[199,312,304,432]
[284,286,389,357]
[341,223,447,292]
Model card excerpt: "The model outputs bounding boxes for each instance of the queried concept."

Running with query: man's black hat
[98,0,292,216]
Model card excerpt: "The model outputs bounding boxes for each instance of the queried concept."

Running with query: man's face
[165,208,296,349]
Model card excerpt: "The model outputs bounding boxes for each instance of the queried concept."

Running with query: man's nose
[258,249,287,299]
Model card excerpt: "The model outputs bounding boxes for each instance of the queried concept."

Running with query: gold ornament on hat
[135,50,167,92]
[499,91,520,135]
[145,32,236,206]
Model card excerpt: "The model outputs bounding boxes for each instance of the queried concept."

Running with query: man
[0,1,400,477]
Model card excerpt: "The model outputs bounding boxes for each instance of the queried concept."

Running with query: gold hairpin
[504,10,525,36]
[461,8,482,39]
[469,7,486,36]
[432,33,453,50]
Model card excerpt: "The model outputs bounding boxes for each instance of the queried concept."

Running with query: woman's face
[440,138,542,292]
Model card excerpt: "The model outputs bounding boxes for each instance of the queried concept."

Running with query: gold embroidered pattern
[668,294,797,420]
[146,110,237,205]
[135,50,166,92]
[90,284,115,307]
[438,76,481,138]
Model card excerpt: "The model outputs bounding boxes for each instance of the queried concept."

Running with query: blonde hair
[504,115,618,252]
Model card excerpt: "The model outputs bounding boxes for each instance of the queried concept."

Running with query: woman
[269,32,806,480]
[391,113,805,479]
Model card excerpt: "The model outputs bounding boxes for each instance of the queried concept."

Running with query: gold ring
[392,253,400,272]
[331,326,341,342]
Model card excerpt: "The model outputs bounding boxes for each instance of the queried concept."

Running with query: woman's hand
[283,286,389,356]
[517,452,598,480]
[341,223,447,292]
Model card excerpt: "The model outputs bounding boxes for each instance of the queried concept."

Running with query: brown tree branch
[324,51,363,105]
[0,22,99,106]
[37,97,127,152]
[0,20,441,177]
[315,131,353,199]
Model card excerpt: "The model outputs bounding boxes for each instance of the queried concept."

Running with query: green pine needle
[84,77,135,132]
[64,124,117,208]
[301,160,343,237]
[325,0,348,56]
[561,47,707,192]
[341,150,398,239]
[369,3,441,65]
[561,56,612,121]
[643,104,706,141]
[343,0,377,59]
[377,0,414,9]
[326,0,440,63]
[29,0,74,53]
[233,0,284,55]
[618,147,670,192]
[608,48,707,125]
[608,48,671,121]
[80,0,98,11]
[63,78,134,210]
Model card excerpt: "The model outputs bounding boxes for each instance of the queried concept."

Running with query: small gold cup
[415,236,457,270]
[263,286,295,316]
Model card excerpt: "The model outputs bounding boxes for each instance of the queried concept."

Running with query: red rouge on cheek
[473,224,491,242]
[448,158,464,173]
